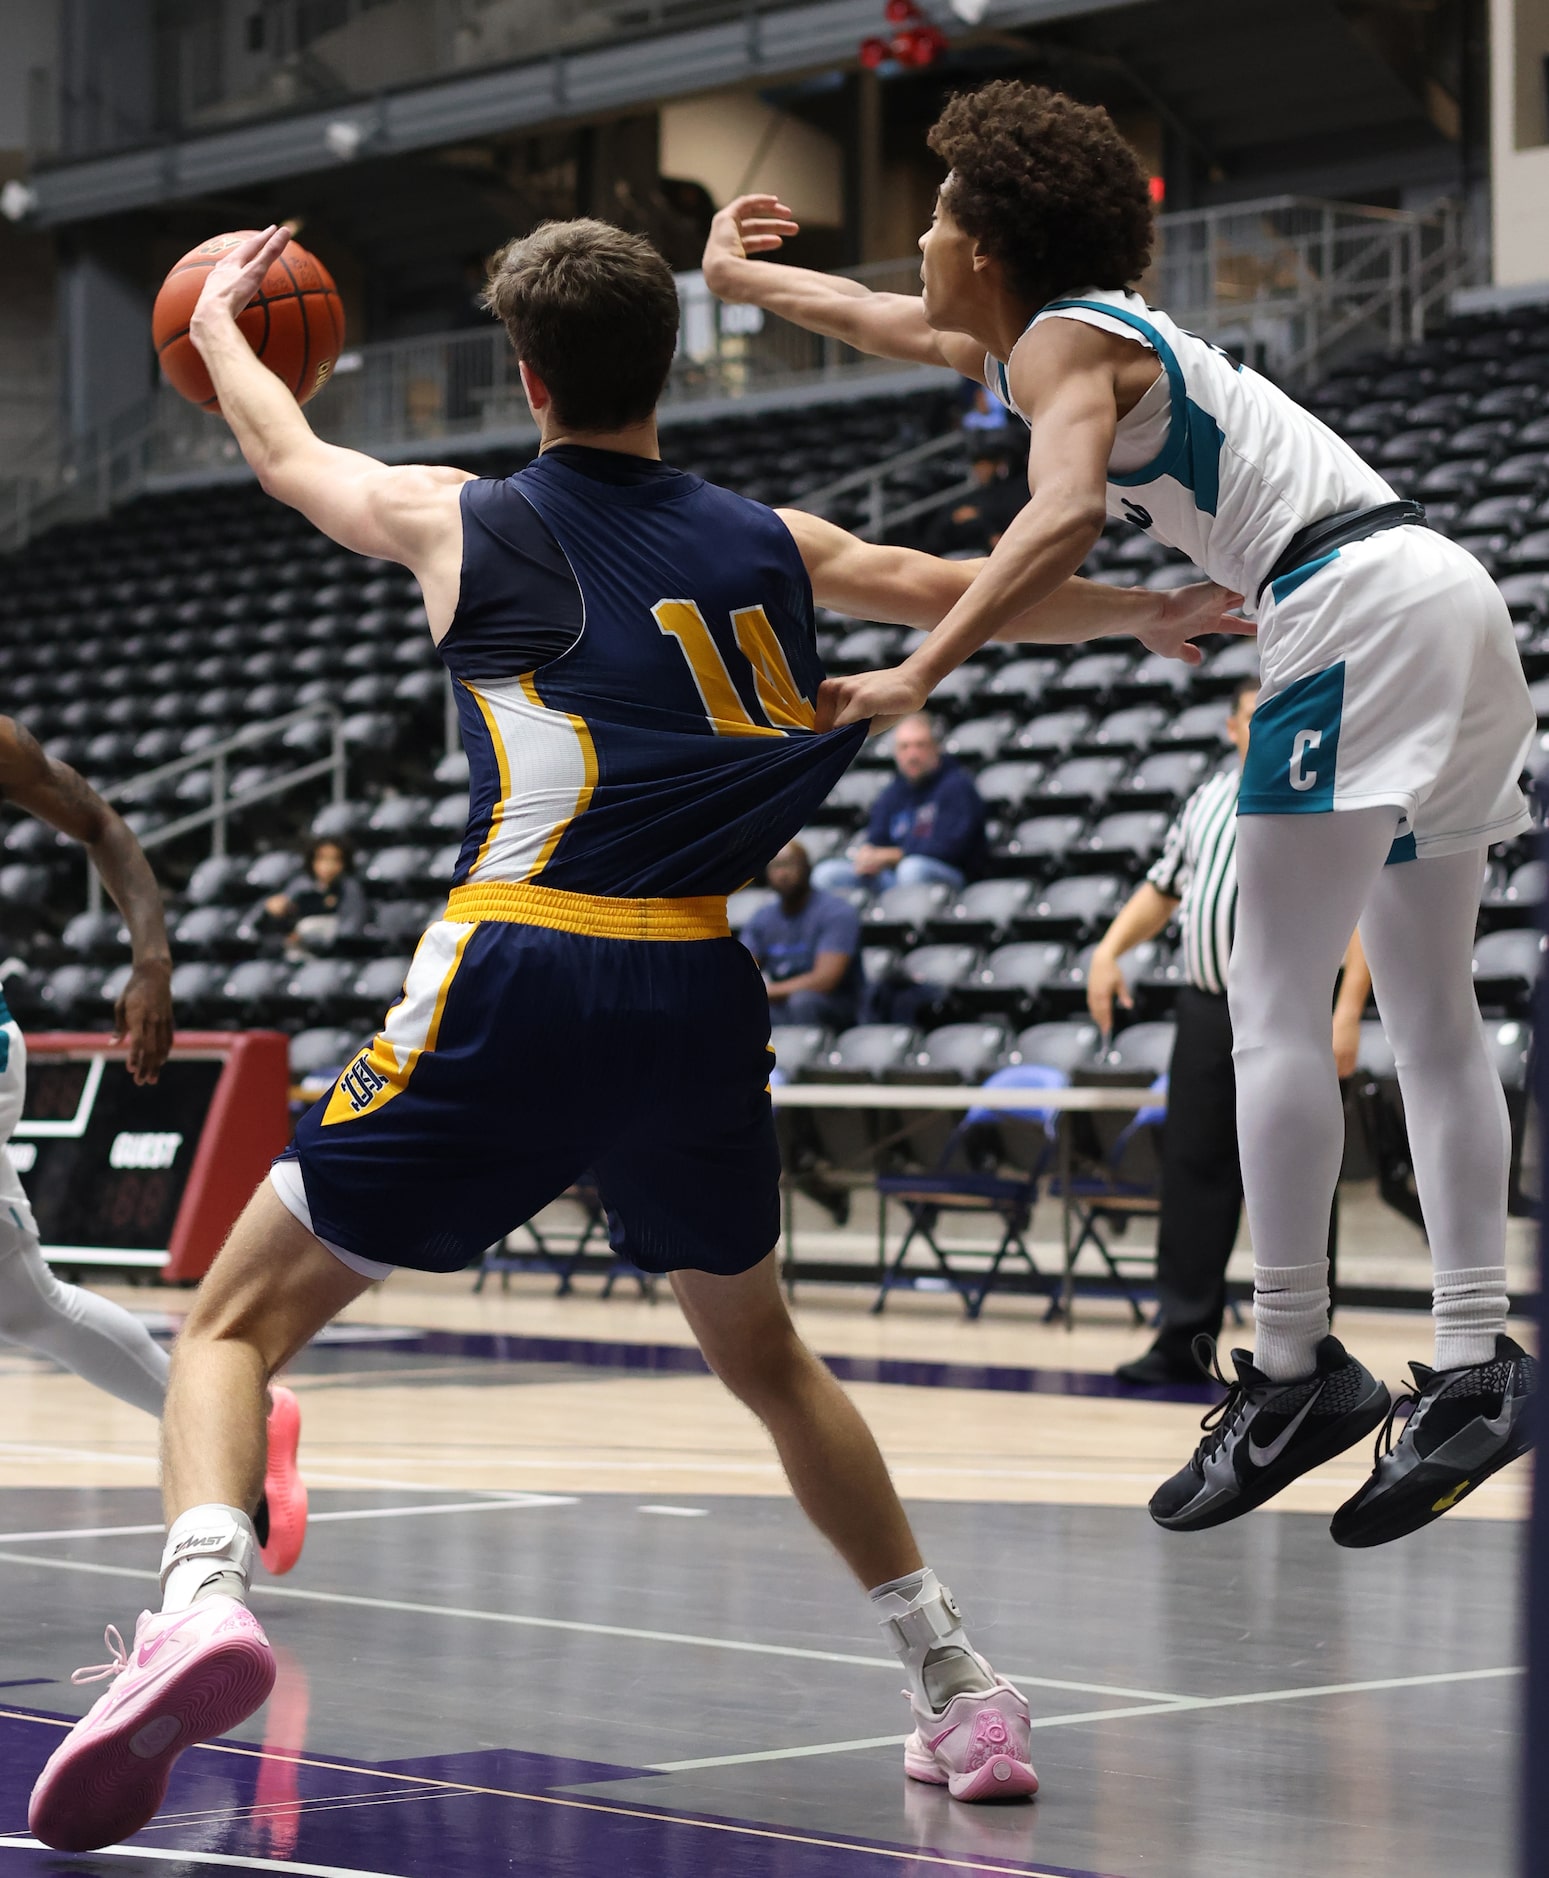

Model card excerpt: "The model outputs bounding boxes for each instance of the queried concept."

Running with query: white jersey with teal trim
[985,287,1394,620]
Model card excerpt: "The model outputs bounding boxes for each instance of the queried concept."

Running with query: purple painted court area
[0,1708,1124,1878]
[400,1328,1222,1407]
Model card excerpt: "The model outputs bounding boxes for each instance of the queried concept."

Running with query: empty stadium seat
[1104,1021,1177,1076]
[931,878,1035,943]
[1014,1019,1104,1073]
[812,1025,917,1080]
[1020,874,1127,939]
[994,814,1088,876]
[864,882,954,946]
[1472,927,1545,1010]
[728,886,777,932]
[1012,709,1094,757]
[769,1025,829,1080]
[958,940,1068,1015]
[895,1022,1012,1084]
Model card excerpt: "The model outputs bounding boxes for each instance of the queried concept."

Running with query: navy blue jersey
[437,447,866,899]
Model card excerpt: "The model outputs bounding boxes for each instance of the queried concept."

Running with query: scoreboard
[13,1031,290,1281]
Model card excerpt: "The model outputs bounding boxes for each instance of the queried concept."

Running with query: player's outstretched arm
[0,718,172,1083]
[780,508,1242,651]
[188,226,470,633]
[702,196,986,380]
[813,322,1245,727]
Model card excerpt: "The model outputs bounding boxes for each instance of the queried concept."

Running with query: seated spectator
[960,381,1011,437]
[926,446,1027,556]
[743,841,863,1031]
[812,715,987,896]
[256,837,369,956]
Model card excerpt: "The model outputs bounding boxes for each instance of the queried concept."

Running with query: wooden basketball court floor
[0,1225,1533,1878]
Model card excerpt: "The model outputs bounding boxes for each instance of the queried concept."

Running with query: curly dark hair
[927,81,1154,309]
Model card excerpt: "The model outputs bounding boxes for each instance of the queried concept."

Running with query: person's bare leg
[161,1180,368,1602]
[672,1252,920,1587]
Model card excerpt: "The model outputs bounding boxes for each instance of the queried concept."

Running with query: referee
[1087,678,1372,1386]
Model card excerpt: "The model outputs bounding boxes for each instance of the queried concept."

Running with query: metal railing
[86,706,347,913]
[796,430,980,541]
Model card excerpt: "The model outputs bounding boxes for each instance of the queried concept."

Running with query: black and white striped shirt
[1147,766,1239,995]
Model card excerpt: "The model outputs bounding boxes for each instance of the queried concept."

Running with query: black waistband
[1256,499,1426,606]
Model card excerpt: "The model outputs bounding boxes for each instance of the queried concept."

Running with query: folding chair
[474,1176,656,1298]
[871,1065,1062,1319]
[1052,1074,1167,1322]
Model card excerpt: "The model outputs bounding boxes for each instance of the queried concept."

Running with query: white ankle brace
[160,1504,256,1613]
[869,1567,996,1710]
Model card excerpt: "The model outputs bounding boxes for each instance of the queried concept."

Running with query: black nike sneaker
[1150,1334,1391,1533]
[1330,1333,1536,1548]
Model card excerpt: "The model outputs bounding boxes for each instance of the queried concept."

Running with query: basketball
[152,231,345,412]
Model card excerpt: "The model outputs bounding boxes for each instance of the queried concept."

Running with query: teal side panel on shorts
[1269,548,1341,606]
[0,985,10,1029]
[1239,661,1346,814]
[1386,831,1418,865]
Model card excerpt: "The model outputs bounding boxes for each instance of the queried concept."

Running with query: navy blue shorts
[284,907,780,1276]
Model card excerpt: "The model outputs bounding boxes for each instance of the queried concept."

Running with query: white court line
[638,1505,709,1518]
[0,1496,577,1545]
[0,1840,408,1878]
[0,1548,1178,1701]
[648,1665,1525,1771]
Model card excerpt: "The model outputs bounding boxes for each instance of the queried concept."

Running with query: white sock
[1252,1262,1330,1382]
[160,1504,256,1613]
[1432,1265,1508,1370]
[869,1566,995,1712]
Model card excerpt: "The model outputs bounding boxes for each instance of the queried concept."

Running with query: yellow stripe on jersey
[322,921,475,1126]
[446,878,729,941]
[518,671,599,879]
[732,605,816,731]
[652,599,782,738]
[463,681,512,878]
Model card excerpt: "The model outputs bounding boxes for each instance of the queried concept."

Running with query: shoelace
[1372,1380,1427,1464]
[1191,1336,1246,1465]
[72,1625,130,1686]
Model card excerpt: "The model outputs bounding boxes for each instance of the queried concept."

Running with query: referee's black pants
[1152,985,1339,1364]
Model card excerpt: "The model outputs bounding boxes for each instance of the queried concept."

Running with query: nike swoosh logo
[1247,1392,1321,1469]
[137,1610,204,1669]
[923,1722,960,1752]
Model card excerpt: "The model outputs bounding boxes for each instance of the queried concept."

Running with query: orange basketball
[152,231,345,412]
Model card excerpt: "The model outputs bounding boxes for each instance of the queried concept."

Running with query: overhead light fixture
[1,180,38,222]
[324,119,370,161]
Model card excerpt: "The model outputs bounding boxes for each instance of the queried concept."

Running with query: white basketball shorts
[1239,524,1535,858]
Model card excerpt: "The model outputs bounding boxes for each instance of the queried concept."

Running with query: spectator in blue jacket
[743,842,863,1030]
[812,715,986,896]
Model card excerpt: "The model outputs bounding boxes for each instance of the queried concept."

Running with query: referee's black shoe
[1330,1334,1536,1548]
[1150,1335,1390,1533]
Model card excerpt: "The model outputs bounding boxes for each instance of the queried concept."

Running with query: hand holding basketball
[153,226,345,412]
[188,224,293,335]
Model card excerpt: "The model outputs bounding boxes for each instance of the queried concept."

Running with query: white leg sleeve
[1357,846,1511,1363]
[1228,808,1400,1376]
[0,1204,169,1417]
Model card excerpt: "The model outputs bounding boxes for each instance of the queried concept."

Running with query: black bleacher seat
[365,796,435,843]
[895,1022,1012,1084]
[364,845,437,895]
[187,855,251,906]
[818,770,890,824]
[1021,874,1127,941]
[1104,1021,1176,1076]
[1505,529,1549,572]
[1472,928,1545,1012]
[794,825,843,864]
[1045,939,1169,1017]
[958,940,1067,1016]
[60,911,129,960]
[897,943,981,994]
[728,886,777,932]
[1075,811,1172,872]
[38,963,107,1023]
[1013,1019,1103,1073]
[994,813,1088,877]
[219,959,292,1018]
[365,900,438,950]
[173,906,248,959]
[1117,652,1194,706]
[1198,640,1260,696]
[285,959,360,1025]
[812,1024,917,1080]
[311,801,373,842]
[290,1026,362,1092]
[1031,755,1129,813]
[931,878,1035,943]
[0,863,55,907]
[770,1025,829,1080]
[1089,705,1168,753]
[1118,749,1210,809]
[244,851,300,894]
[985,660,1052,711]
[928,665,988,717]
[1049,652,1133,707]
[943,714,1017,765]
[1164,701,1233,748]
[974,760,1045,815]
[1011,708,1094,757]
[4,819,62,860]
[352,956,414,1014]
[864,882,954,946]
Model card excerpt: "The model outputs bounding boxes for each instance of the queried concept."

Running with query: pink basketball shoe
[29,1597,276,1852]
[903,1677,1039,1802]
[259,1384,307,1576]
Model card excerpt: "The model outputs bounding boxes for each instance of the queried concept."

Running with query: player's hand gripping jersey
[280,447,867,1277]
[989,290,1535,856]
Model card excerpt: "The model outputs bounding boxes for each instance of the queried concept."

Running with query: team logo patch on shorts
[336,1054,389,1114]
[1239,661,1345,814]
